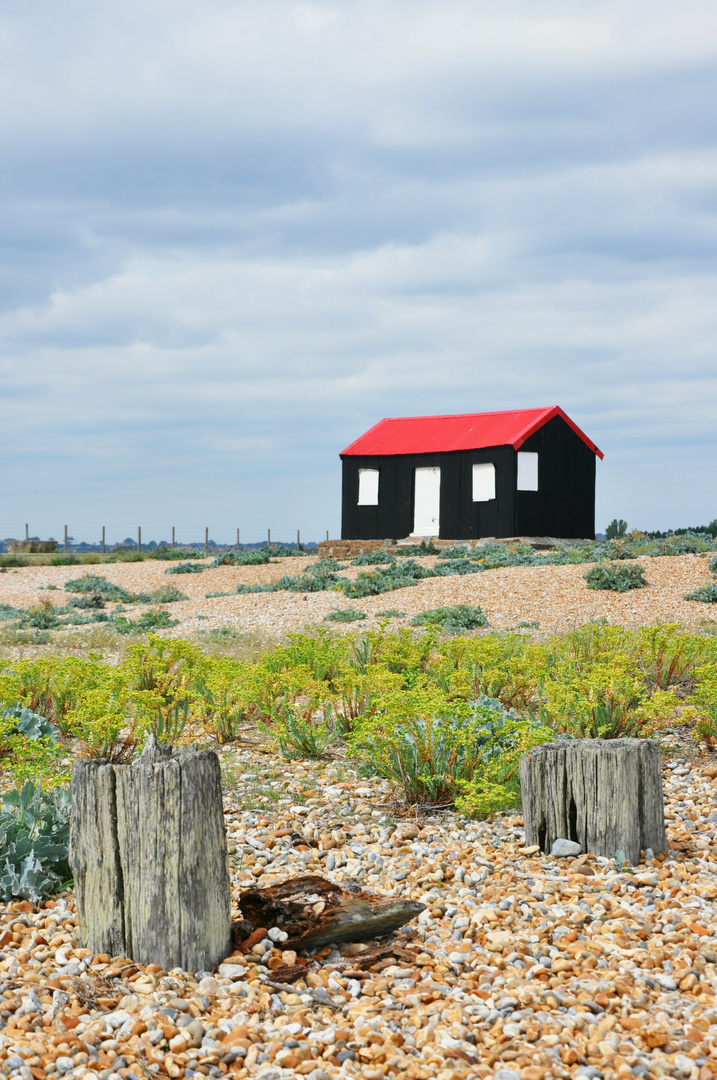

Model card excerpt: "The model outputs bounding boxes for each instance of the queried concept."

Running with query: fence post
[25,523,29,541]
[297,529,300,551]
[326,530,329,542]
[101,526,106,554]
[138,526,142,553]
[172,526,175,548]
[268,528,271,546]
[205,527,209,555]
[236,528,240,550]
[64,525,68,552]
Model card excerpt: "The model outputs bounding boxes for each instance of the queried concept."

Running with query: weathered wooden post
[520,738,666,865]
[70,737,231,972]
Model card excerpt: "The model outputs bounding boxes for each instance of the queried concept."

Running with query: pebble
[3,753,717,1080]
[551,837,582,857]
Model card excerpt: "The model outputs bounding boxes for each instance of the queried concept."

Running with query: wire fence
[5,524,330,555]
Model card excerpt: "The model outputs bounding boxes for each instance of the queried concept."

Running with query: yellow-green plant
[195,657,260,743]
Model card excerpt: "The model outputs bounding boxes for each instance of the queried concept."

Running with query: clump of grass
[165,562,207,574]
[410,604,489,634]
[51,554,80,566]
[685,582,717,603]
[1,629,52,646]
[376,609,406,619]
[583,562,647,592]
[115,550,146,562]
[0,555,29,568]
[324,609,367,623]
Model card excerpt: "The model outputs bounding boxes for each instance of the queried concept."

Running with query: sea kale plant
[0,782,71,902]
[583,561,648,592]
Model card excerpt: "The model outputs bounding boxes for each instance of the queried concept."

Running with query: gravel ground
[3,753,717,1080]
[0,553,716,641]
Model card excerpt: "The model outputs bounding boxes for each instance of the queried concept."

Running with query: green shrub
[116,550,146,562]
[147,585,189,604]
[113,610,180,634]
[685,582,717,603]
[352,551,396,566]
[709,555,717,575]
[605,518,628,540]
[393,541,438,556]
[651,537,701,556]
[272,704,339,760]
[324,609,367,623]
[0,603,21,621]
[475,543,535,569]
[153,547,204,561]
[0,782,71,902]
[376,609,406,619]
[51,553,80,566]
[69,593,106,610]
[351,696,548,807]
[436,545,473,559]
[342,560,433,598]
[583,562,647,592]
[64,574,137,603]
[411,605,489,634]
[19,601,62,629]
[431,559,485,577]
[165,562,207,574]
[213,549,273,567]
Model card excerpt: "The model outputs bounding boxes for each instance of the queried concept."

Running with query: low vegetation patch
[685,582,717,603]
[411,604,489,634]
[0,781,71,902]
[1,617,716,820]
[583,561,648,592]
[324,609,367,623]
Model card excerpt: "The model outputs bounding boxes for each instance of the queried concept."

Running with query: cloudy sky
[1,1,716,543]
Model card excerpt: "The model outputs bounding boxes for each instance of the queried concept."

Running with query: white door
[412,467,441,536]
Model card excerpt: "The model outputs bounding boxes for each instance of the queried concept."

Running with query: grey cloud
[1,1,716,541]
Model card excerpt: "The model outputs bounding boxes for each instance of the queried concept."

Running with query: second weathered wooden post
[70,737,231,972]
[520,738,666,865]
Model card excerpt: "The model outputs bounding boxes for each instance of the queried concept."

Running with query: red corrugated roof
[340,406,603,459]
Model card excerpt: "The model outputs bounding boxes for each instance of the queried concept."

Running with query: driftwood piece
[520,738,666,865]
[237,875,425,951]
[70,737,231,972]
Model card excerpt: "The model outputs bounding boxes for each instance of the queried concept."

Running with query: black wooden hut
[340,406,603,541]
